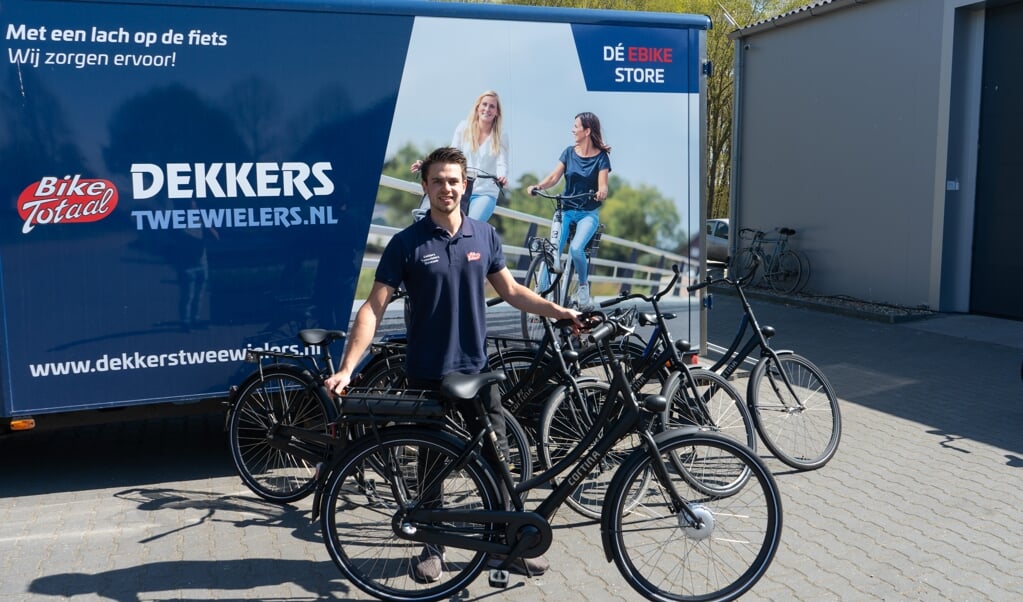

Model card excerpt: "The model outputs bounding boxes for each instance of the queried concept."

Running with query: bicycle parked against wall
[520,187,604,340]
[319,309,783,602]
[691,258,841,471]
[731,227,810,294]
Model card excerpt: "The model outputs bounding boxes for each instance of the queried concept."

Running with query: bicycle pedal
[488,568,510,588]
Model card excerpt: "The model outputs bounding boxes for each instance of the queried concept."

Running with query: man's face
[422,162,466,216]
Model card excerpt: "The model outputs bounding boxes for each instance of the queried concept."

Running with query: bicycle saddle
[779,227,796,236]
[441,371,507,401]
[638,312,675,326]
[298,328,346,346]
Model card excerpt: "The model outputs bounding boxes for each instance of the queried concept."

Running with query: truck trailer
[1,0,709,431]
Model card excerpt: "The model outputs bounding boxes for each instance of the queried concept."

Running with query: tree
[492,0,804,219]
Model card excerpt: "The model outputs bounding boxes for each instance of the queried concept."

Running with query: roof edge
[727,0,876,39]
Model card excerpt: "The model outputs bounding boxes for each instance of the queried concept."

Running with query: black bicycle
[692,258,841,470]
[576,264,757,451]
[318,310,783,602]
[226,328,533,503]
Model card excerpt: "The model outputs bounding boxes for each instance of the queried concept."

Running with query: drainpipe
[728,34,745,260]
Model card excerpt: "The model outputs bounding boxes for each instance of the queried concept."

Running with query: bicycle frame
[695,267,808,410]
[489,318,587,419]
[527,189,600,296]
[370,317,698,560]
[594,265,723,428]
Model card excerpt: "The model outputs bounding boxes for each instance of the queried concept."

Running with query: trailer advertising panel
[0,0,708,419]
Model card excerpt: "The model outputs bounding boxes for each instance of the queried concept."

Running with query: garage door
[971,1,1023,319]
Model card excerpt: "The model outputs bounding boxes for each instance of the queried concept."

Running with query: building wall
[732,0,952,308]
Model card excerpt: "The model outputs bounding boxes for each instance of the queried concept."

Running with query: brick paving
[2,293,1022,601]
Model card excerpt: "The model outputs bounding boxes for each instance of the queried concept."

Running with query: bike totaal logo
[18,176,119,234]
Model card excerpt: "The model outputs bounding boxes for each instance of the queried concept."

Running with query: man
[325,146,579,582]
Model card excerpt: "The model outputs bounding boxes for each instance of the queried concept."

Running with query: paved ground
[2,292,1022,601]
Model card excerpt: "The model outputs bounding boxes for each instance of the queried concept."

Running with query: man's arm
[325,281,395,394]
[488,267,579,321]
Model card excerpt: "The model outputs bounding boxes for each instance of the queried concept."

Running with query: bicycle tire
[356,357,407,392]
[351,356,534,492]
[794,249,811,292]
[538,381,649,520]
[520,254,559,341]
[767,250,802,294]
[748,352,841,470]
[321,427,502,602]
[485,347,554,445]
[661,368,756,449]
[604,430,783,602]
[731,247,761,284]
[228,365,337,503]
[575,336,669,395]
[446,407,533,496]
[563,259,580,310]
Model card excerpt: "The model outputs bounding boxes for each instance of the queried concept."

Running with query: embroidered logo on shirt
[422,253,440,265]
[466,251,481,262]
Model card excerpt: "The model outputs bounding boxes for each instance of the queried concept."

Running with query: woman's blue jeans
[556,209,599,284]
[467,194,497,222]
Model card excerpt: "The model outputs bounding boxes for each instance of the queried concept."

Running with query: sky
[384,16,701,231]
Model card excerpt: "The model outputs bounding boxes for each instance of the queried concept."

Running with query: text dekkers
[131,162,334,200]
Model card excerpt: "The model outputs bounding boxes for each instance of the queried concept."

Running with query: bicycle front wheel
[731,247,761,285]
[321,427,502,602]
[521,255,558,341]
[228,366,336,503]
[767,250,802,294]
[662,368,756,450]
[563,258,580,310]
[749,352,841,470]
[605,431,783,602]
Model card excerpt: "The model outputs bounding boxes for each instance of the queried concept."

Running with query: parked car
[706,218,730,262]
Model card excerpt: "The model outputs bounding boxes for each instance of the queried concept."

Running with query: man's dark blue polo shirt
[375,213,505,381]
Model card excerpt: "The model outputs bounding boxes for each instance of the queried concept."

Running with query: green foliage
[375,142,432,226]
[375,143,684,260]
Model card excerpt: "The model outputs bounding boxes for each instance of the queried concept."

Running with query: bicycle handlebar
[529,188,595,202]
[599,263,682,308]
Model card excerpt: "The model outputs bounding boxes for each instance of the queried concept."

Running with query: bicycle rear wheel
[228,365,336,503]
[321,428,502,602]
[538,381,648,520]
[357,358,407,392]
[749,352,841,470]
[794,249,811,292]
[767,250,802,294]
[605,431,783,602]
[520,255,559,341]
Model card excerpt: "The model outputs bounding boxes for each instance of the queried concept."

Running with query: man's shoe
[411,545,445,583]
[488,554,549,576]
[576,283,592,309]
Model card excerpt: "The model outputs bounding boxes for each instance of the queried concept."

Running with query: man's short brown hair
[419,146,467,183]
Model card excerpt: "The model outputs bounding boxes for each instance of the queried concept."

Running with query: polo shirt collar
[423,210,476,238]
